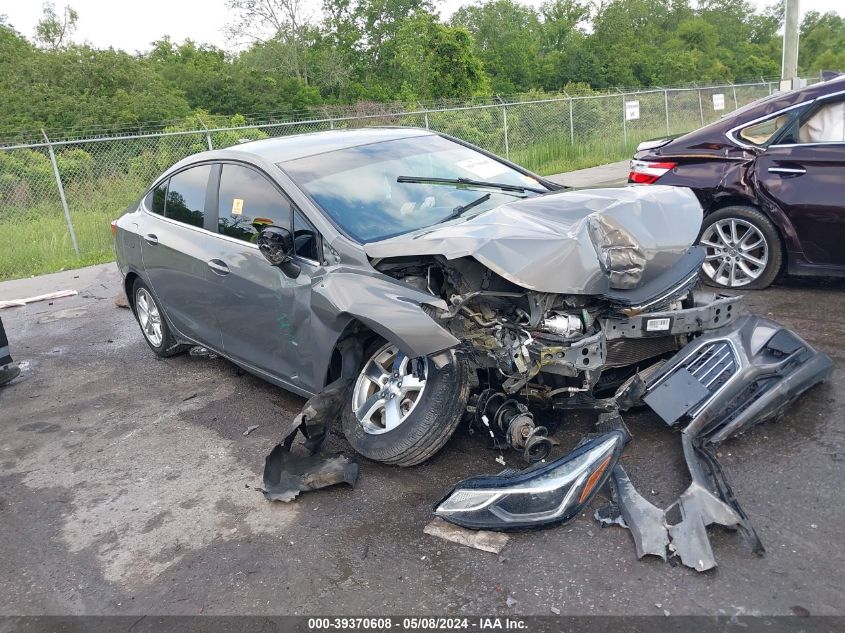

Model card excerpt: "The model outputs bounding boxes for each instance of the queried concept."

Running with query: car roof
[225,127,436,163]
[729,74,845,123]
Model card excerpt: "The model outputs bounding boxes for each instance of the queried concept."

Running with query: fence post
[41,129,80,257]
[731,83,738,110]
[197,117,213,150]
[417,102,430,130]
[320,107,335,130]
[502,103,510,160]
[567,93,574,144]
[619,89,627,146]
[697,88,705,126]
[664,89,670,136]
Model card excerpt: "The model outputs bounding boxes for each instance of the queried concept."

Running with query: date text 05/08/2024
[308,617,528,630]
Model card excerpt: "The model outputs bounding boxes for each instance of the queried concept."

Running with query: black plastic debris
[188,345,218,359]
[261,373,359,503]
[262,444,358,502]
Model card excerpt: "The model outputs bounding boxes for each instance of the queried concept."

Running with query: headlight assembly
[435,431,626,530]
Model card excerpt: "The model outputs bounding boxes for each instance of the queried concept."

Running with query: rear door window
[217,164,293,243]
[739,114,793,146]
[165,165,211,228]
[146,181,167,215]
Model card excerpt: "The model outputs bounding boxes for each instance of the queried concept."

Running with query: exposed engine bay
[370,248,738,456]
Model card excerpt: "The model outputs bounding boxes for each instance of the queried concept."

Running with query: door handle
[143,233,158,245]
[768,167,806,175]
[207,259,230,275]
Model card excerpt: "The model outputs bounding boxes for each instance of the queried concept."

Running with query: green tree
[394,12,489,100]
[226,0,315,82]
[799,11,845,74]
[34,2,78,50]
[0,0,838,141]
[451,0,543,94]
[536,0,592,91]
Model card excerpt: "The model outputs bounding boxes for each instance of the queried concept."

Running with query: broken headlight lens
[435,431,625,529]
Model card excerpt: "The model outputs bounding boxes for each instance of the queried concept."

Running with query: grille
[605,336,679,367]
[642,339,740,425]
[681,340,737,392]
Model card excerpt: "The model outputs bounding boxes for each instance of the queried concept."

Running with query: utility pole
[781,0,800,89]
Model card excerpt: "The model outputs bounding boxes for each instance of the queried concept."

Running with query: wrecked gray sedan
[114,128,831,565]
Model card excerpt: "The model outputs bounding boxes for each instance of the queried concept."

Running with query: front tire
[132,279,187,358]
[697,206,783,290]
[341,340,469,467]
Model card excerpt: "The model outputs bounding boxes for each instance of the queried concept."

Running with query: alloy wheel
[700,218,769,288]
[351,343,428,435]
[136,287,163,347]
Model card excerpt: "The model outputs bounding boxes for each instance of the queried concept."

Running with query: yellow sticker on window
[232,198,244,215]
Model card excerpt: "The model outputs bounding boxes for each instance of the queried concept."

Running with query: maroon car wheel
[698,206,783,290]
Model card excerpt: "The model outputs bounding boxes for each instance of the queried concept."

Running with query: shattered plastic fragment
[594,504,627,528]
[603,465,669,561]
[262,443,359,502]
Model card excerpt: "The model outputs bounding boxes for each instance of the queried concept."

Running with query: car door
[139,164,222,347]
[205,162,320,391]
[753,95,845,267]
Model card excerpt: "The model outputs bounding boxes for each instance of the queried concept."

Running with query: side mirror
[258,226,301,279]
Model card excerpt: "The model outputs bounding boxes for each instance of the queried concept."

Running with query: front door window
[217,164,293,243]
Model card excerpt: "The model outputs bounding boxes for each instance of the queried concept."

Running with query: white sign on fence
[712,93,726,111]
[625,100,640,121]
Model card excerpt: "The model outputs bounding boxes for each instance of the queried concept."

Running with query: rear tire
[132,279,187,358]
[341,340,469,466]
[697,206,783,290]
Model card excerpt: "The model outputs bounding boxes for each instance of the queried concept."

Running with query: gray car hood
[364,186,702,295]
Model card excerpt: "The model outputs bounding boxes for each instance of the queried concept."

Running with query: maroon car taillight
[628,159,677,184]
[111,219,118,237]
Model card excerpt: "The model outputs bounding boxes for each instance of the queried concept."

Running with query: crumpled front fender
[311,270,460,359]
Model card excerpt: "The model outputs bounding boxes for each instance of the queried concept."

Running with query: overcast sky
[1,0,842,53]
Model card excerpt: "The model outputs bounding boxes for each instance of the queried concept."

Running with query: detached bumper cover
[609,315,832,571]
[642,314,833,438]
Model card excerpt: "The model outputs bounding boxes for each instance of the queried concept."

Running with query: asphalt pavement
[0,162,842,617]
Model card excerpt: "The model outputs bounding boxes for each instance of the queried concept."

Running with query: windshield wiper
[397,175,546,194]
[438,193,491,224]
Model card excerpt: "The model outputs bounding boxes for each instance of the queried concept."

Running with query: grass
[514,135,641,176]
[0,175,142,281]
[511,123,697,176]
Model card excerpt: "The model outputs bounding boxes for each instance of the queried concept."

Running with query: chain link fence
[0,78,801,280]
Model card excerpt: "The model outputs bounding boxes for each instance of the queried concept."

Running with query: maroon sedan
[630,75,845,289]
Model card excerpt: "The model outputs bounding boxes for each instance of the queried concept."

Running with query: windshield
[279,134,547,242]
